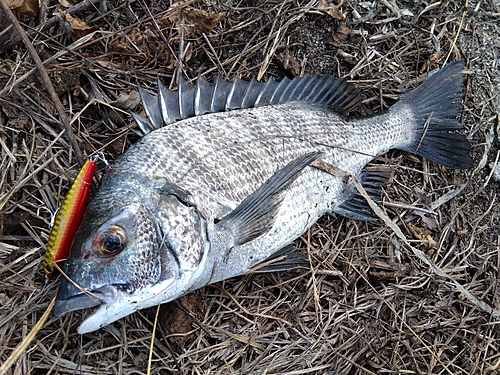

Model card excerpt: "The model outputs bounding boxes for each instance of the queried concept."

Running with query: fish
[44,157,97,278]
[53,61,472,334]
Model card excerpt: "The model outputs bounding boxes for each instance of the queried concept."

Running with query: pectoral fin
[216,152,322,246]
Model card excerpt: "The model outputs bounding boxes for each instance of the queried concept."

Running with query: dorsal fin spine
[210,75,221,112]
[157,77,178,125]
[130,112,154,135]
[225,76,240,111]
[194,74,203,116]
[287,76,309,101]
[138,86,162,129]
[277,77,297,103]
[302,75,321,101]
[243,77,264,109]
[321,77,341,104]
[179,76,196,119]
[309,76,331,103]
[254,77,275,107]
[270,77,292,104]
[178,75,186,119]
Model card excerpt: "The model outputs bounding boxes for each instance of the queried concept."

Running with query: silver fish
[53,61,472,334]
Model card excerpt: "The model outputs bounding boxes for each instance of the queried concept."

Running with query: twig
[443,0,468,65]
[147,305,161,375]
[0,0,84,165]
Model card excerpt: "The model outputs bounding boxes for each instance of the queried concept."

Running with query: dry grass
[1,0,500,374]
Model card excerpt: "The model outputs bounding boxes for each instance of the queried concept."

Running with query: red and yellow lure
[43,155,102,278]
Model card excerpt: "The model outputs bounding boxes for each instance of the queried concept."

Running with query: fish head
[54,185,209,334]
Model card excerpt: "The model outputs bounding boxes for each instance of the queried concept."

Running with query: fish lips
[54,284,154,334]
[53,284,118,317]
[54,284,130,334]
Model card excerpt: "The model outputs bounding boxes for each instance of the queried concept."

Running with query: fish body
[54,62,472,334]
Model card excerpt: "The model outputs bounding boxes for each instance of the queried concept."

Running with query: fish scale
[54,62,473,334]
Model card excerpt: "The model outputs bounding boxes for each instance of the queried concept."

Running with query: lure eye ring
[94,225,126,256]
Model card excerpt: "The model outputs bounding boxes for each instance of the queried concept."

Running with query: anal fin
[251,245,309,273]
[332,167,391,221]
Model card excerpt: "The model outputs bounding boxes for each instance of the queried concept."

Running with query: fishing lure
[43,155,102,278]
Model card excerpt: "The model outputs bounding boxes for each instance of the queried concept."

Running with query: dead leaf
[0,15,15,51]
[61,13,99,41]
[48,69,81,95]
[316,0,345,20]
[94,59,123,70]
[369,269,404,282]
[5,0,39,17]
[328,23,350,47]
[112,91,141,111]
[407,222,437,251]
[419,51,443,74]
[168,5,225,36]
[186,7,224,34]
[276,51,301,76]
[159,294,202,346]
[0,101,31,130]
[414,187,439,230]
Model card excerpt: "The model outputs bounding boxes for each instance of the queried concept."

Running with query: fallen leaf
[0,101,30,130]
[159,293,202,346]
[414,187,439,230]
[316,0,345,20]
[407,222,437,251]
[112,90,141,111]
[276,51,301,76]
[168,5,225,36]
[186,7,224,34]
[369,269,403,282]
[94,58,124,70]
[328,23,350,47]
[5,0,39,17]
[61,13,99,41]
[0,15,15,51]
[419,51,443,74]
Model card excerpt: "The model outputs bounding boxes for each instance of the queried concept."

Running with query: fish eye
[103,234,122,252]
[94,225,126,256]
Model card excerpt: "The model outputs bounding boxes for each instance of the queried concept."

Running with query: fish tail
[394,61,473,169]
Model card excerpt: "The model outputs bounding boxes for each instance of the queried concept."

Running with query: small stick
[383,201,438,216]
[0,0,84,165]
[147,305,161,375]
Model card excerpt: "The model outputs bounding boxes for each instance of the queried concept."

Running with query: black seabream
[54,61,472,334]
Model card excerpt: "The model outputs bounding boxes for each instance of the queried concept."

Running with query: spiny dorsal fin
[132,74,362,135]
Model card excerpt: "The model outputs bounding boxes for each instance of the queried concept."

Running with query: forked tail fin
[393,61,473,169]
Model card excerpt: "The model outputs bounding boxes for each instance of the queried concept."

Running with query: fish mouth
[53,285,118,317]
[54,284,140,334]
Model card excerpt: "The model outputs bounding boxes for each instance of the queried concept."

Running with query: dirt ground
[1,0,499,374]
